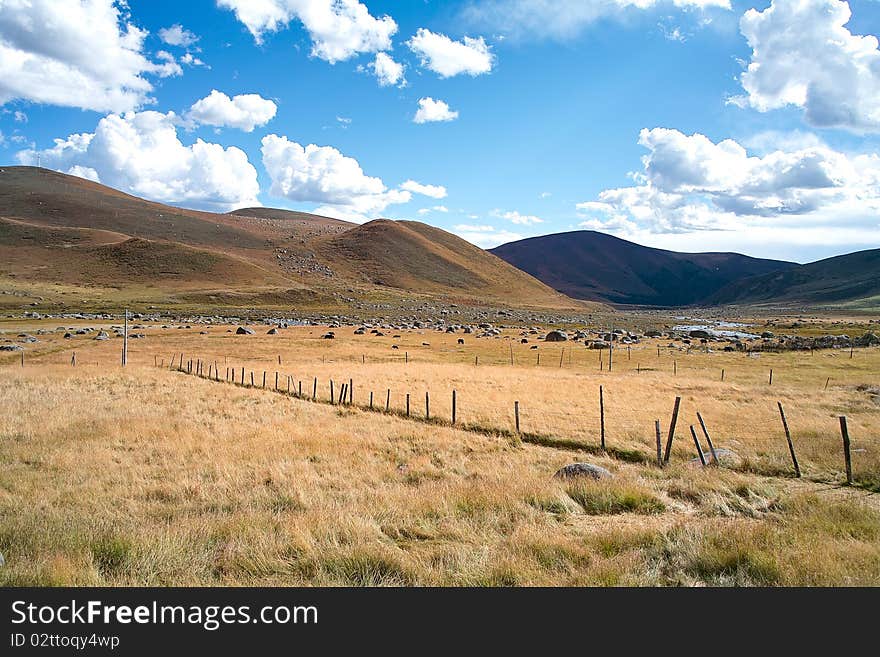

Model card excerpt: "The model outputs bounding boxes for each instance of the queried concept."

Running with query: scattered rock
[94,331,109,341]
[267,328,278,335]
[236,326,255,335]
[690,448,743,468]
[545,330,568,342]
[553,463,613,480]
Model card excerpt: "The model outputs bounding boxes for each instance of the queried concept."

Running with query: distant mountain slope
[0,167,589,311]
[490,230,795,306]
[708,248,880,306]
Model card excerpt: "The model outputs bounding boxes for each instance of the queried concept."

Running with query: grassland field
[1,316,878,586]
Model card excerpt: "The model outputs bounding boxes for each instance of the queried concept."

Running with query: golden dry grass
[1,319,878,586]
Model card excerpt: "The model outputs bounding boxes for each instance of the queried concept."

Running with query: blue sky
[2,0,880,263]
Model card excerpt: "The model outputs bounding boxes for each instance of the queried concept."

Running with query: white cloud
[575,126,880,244]
[400,179,447,199]
[368,52,405,87]
[417,205,449,215]
[13,110,26,123]
[187,90,277,132]
[17,110,260,211]
[261,133,411,222]
[180,53,208,68]
[736,0,880,133]
[217,0,397,63]
[406,28,494,78]
[463,0,730,41]
[158,24,199,48]
[155,51,183,78]
[0,0,177,112]
[452,223,525,248]
[413,97,459,124]
[493,209,544,225]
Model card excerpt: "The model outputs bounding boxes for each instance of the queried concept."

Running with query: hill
[316,219,576,305]
[0,167,587,312]
[708,248,880,308]
[490,230,795,306]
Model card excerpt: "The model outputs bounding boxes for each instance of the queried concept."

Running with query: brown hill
[316,219,579,307]
[491,230,795,306]
[0,167,587,311]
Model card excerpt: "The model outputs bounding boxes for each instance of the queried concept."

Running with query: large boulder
[690,447,743,468]
[266,327,279,335]
[688,329,712,339]
[545,330,568,342]
[94,331,110,341]
[553,463,613,480]
[236,326,255,335]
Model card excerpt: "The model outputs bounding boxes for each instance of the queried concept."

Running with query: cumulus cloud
[413,97,459,124]
[187,90,277,132]
[16,111,260,211]
[492,209,544,225]
[406,28,494,78]
[417,205,449,215]
[575,127,880,240]
[452,223,525,248]
[261,134,411,221]
[368,51,406,87]
[400,180,447,199]
[217,0,397,63]
[734,0,880,133]
[0,0,178,112]
[158,23,199,48]
[462,0,730,41]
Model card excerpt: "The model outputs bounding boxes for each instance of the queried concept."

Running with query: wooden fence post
[514,401,520,434]
[406,393,410,416]
[655,420,662,467]
[769,369,773,385]
[599,385,606,450]
[696,412,719,465]
[349,378,353,404]
[370,391,374,409]
[839,416,853,485]
[663,396,682,463]
[275,371,279,390]
[425,391,430,419]
[330,379,335,404]
[690,425,707,466]
[313,377,317,401]
[776,402,801,477]
[386,389,391,412]
[452,390,457,425]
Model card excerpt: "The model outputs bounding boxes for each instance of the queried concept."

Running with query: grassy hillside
[318,220,585,308]
[0,167,587,312]
[710,248,880,307]
[491,230,795,306]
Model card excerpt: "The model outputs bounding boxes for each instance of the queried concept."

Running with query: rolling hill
[490,230,796,306]
[0,166,586,311]
[708,248,880,307]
